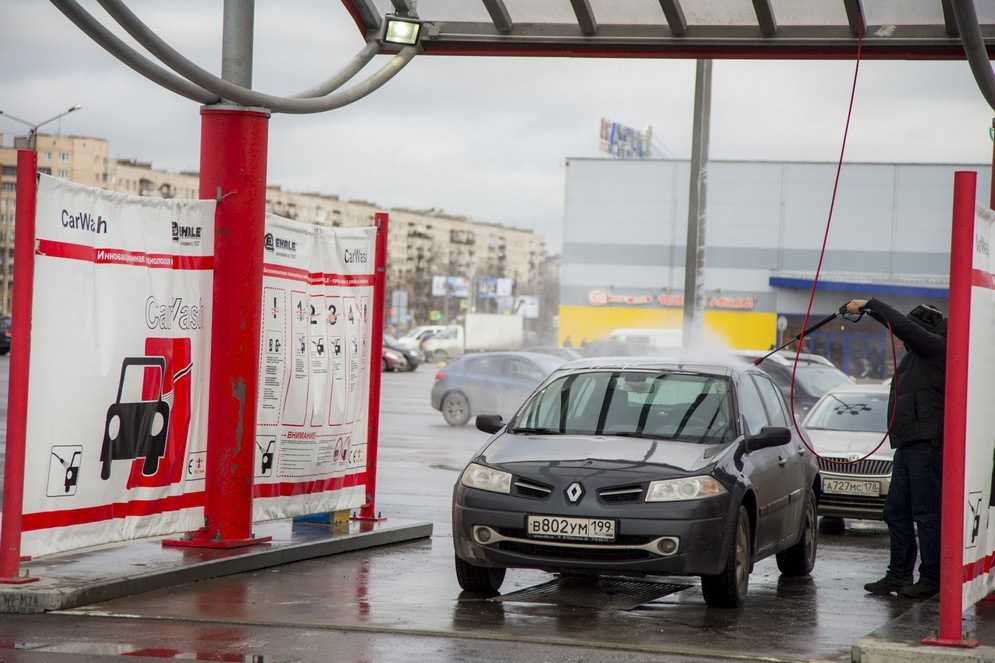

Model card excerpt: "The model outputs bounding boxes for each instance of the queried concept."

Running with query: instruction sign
[18,178,375,557]
[961,205,995,607]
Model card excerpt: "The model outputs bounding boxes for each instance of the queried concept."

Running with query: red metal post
[0,150,39,584]
[359,213,389,520]
[923,171,976,647]
[164,107,271,549]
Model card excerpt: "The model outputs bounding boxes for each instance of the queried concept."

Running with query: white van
[607,328,683,352]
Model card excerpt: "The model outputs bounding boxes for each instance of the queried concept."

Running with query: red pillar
[164,107,271,549]
[923,171,976,647]
[359,213,389,520]
[0,150,39,583]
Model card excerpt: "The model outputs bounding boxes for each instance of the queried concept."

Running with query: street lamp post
[0,105,83,150]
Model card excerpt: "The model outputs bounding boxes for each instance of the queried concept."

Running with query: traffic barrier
[0,167,388,574]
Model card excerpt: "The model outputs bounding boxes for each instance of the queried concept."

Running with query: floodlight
[384,16,421,46]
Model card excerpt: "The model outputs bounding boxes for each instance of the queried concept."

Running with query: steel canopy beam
[843,0,866,38]
[570,0,598,36]
[751,0,777,37]
[481,0,513,34]
[390,0,414,17]
[343,0,381,34]
[658,0,687,37]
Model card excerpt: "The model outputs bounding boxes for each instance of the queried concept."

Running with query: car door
[752,373,808,547]
[737,374,787,557]
[501,357,546,418]
[461,355,505,417]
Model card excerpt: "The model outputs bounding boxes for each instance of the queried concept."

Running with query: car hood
[480,433,732,474]
[804,428,893,459]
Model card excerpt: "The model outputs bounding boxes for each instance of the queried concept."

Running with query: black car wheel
[455,555,505,595]
[381,358,389,372]
[777,489,818,577]
[701,505,751,608]
[818,516,845,535]
[442,392,471,426]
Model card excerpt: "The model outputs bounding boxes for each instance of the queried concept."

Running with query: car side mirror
[476,414,504,435]
[746,426,792,452]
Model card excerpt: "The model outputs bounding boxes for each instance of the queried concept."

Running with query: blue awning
[769,276,948,300]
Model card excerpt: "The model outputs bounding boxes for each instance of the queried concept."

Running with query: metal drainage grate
[495,576,691,610]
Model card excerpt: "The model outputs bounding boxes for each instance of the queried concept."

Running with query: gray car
[452,357,821,608]
[431,352,564,426]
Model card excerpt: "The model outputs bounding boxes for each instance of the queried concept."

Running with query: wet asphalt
[0,363,920,662]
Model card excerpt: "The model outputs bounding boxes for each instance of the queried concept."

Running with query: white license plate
[823,478,881,497]
[526,515,616,542]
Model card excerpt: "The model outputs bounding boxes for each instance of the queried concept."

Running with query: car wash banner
[251,215,374,522]
[20,175,215,557]
[958,203,995,608]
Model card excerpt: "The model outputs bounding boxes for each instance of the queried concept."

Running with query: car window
[794,365,850,398]
[507,358,545,381]
[738,376,770,436]
[464,356,502,375]
[513,371,735,444]
[805,391,889,433]
[752,374,788,427]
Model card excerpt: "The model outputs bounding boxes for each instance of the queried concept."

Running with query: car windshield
[804,391,889,433]
[384,334,399,346]
[794,365,850,398]
[512,371,735,444]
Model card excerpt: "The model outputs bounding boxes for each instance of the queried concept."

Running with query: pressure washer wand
[753,306,848,365]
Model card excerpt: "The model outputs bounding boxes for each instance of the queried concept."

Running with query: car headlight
[460,463,512,494]
[645,476,727,502]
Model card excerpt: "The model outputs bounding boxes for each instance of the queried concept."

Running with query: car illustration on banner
[100,356,171,480]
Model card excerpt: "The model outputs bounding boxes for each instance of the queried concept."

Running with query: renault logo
[565,482,584,504]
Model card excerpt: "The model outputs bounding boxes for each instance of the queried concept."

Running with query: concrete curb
[853,638,995,663]
[0,521,432,614]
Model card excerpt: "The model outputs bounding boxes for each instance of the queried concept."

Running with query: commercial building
[561,157,991,376]
[0,134,546,322]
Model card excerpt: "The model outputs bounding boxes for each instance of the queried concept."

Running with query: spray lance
[753,303,866,366]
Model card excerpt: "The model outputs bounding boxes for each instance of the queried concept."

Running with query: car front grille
[598,484,644,504]
[513,479,553,499]
[820,494,887,515]
[818,457,892,476]
[496,541,654,562]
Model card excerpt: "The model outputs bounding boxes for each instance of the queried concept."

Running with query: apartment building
[0,134,547,323]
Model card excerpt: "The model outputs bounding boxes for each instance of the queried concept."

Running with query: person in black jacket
[844,299,946,599]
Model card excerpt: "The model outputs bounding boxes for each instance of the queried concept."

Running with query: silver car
[802,383,892,530]
[431,352,564,426]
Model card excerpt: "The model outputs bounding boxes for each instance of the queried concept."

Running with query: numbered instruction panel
[252,215,375,521]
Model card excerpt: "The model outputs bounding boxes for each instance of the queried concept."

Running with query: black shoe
[864,575,907,595]
[899,580,939,600]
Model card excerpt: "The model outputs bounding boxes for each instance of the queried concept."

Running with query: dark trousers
[883,442,942,583]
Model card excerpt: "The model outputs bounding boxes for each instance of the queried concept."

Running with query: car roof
[734,350,836,368]
[461,351,561,363]
[557,355,739,377]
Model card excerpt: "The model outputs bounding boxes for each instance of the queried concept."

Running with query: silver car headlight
[460,463,512,494]
[646,476,727,502]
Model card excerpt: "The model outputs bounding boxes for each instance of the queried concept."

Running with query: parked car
[382,346,409,372]
[431,352,564,426]
[802,383,891,532]
[735,350,852,416]
[0,316,10,355]
[523,346,582,362]
[452,357,820,608]
[384,334,421,371]
[396,325,448,352]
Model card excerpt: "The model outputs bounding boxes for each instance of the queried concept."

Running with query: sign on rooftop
[599,119,653,159]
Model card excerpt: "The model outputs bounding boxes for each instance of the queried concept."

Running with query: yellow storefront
[558,305,776,351]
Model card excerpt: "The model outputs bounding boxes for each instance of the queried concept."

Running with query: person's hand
[845,299,868,315]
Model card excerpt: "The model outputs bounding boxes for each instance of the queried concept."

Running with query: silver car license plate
[526,515,616,542]
[823,477,881,497]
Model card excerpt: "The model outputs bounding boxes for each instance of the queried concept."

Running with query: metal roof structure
[342,0,995,60]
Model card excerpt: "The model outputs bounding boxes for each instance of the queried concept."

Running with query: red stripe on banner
[263,263,374,286]
[21,491,206,532]
[972,268,995,290]
[964,552,995,583]
[36,239,213,270]
[252,471,367,499]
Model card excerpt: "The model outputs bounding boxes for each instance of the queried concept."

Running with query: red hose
[785,33,896,465]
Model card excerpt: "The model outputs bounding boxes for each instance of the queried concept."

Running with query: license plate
[823,477,881,497]
[526,515,616,542]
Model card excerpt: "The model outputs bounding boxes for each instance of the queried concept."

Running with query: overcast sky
[2,0,992,250]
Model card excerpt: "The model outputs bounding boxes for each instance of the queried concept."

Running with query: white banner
[252,216,374,521]
[962,205,995,607]
[21,176,215,557]
[19,178,376,557]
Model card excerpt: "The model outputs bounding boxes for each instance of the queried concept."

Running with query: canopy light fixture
[384,15,422,46]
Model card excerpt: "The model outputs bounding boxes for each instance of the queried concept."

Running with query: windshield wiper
[610,431,668,440]
[511,427,562,435]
